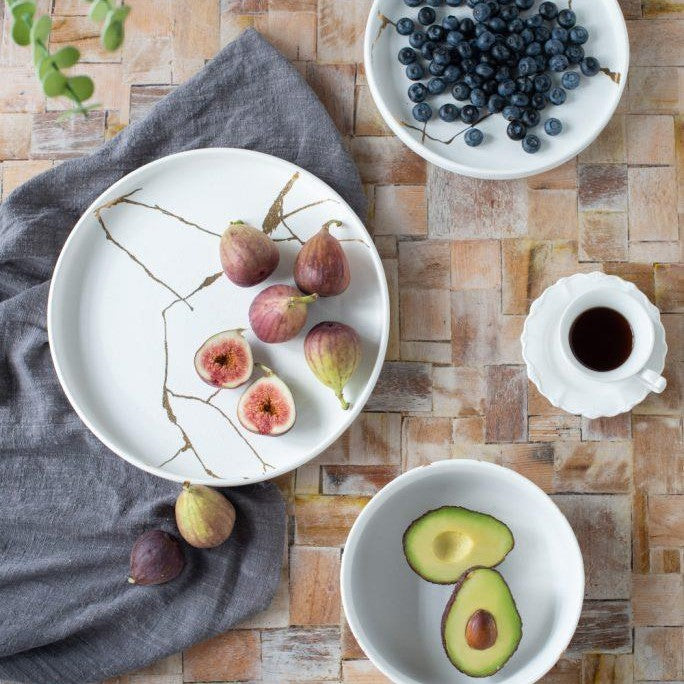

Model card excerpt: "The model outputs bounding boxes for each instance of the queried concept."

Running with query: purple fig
[237,365,296,436]
[304,321,361,410]
[220,220,279,287]
[175,482,236,549]
[128,529,185,586]
[249,284,318,343]
[194,329,253,389]
[294,221,350,297]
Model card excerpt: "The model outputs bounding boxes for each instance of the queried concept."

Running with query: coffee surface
[569,307,633,372]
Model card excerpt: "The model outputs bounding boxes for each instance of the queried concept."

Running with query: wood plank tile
[627,19,684,66]
[527,158,577,190]
[650,547,682,574]
[366,362,432,412]
[633,627,683,681]
[306,63,356,136]
[603,262,656,304]
[351,137,426,185]
[581,414,632,441]
[432,366,485,418]
[500,443,554,491]
[400,288,451,341]
[648,495,684,547]
[553,442,632,493]
[129,85,177,122]
[373,186,427,236]
[626,115,676,165]
[628,167,679,242]
[538,656,581,683]
[317,0,372,63]
[655,263,683,312]
[295,495,368,546]
[342,614,365,660]
[402,416,453,469]
[255,11,316,62]
[578,115,626,164]
[0,113,31,159]
[632,573,684,626]
[50,15,117,63]
[30,111,105,159]
[342,659,391,682]
[399,239,450,289]
[1,160,52,200]
[581,654,633,684]
[321,465,400,496]
[383,257,399,360]
[628,67,683,114]
[450,239,501,290]
[261,627,341,680]
[354,85,391,136]
[567,601,632,653]
[579,211,628,262]
[123,0,174,84]
[183,630,261,682]
[0,67,44,112]
[578,164,628,212]
[527,189,578,240]
[400,340,452,364]
[633,416,683,494]
[290,546,341,625]
[485,365,527,443]
[528,415,581,442]
[643,0,684,17]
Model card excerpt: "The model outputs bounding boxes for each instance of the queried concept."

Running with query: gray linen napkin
[0,29,365,683]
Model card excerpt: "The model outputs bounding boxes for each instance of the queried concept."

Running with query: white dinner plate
[48,148,389,486]
[364,0,629,179]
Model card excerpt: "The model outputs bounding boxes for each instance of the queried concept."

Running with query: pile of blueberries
[396,0,601,153]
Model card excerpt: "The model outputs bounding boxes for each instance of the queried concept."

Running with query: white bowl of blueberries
[364,0,629,179]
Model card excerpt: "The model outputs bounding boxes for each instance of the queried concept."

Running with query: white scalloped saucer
[521,272,667,418]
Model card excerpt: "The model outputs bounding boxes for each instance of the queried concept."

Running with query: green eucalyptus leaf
[30,14,51,42]
[10,1,35,20]
[11,18,31,46]
[38,56,57,79]
[32,40,48,67]
[101,17,124,51]
[42,69,67,97]
[88,0,109,23]
[65,75,95,102]
[111,5,131,22]
[52,45,80,69]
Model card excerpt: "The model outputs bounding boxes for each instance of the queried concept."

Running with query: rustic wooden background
[0,0,682,682]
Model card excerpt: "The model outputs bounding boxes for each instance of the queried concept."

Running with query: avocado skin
[402,505,515,585]
[440,567,523,678]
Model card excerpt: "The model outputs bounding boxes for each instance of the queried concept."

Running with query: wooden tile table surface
[0,1,681,682]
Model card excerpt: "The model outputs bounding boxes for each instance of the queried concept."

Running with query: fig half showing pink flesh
[237,366,296,436]
[194,329,253,389]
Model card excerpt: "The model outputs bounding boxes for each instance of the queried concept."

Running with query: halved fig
[237,365,296,436]
[194,329,253,389]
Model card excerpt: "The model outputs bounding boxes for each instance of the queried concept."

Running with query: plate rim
[47,147,390,486]
[363,0,630,180]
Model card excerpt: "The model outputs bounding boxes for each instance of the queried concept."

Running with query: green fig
[304,321,361,410]
[175,482,236,549]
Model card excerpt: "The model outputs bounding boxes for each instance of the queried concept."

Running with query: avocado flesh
[442,567,522,678]
[403,506,514,584]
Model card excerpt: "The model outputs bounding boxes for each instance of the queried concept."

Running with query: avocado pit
[465,609,498,650]
[432,530,473,563]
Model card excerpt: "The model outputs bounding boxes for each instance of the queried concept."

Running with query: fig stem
[322,219,343,231]
[288,293,318,307]
[127,577,136,584]
[336,391,350,411]
[256,363,275,377]
[229,220,245,225]
[182,480,191,491]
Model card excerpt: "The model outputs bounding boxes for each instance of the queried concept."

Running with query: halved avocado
[441,567,522,678]
[402,506,514,584]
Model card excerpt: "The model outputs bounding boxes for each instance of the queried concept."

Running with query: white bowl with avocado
[340,460,584,683]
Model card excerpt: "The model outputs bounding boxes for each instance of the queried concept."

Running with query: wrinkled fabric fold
[0,29,365,683]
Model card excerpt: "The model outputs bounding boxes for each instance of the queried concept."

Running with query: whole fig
[237,365,296,435]
[175,482,236,548]
[304,321,361,410]
[294,221,350,297]
[128,529,185,586]
[194,329,253,389]
[249,284,317,343]
[220,220,279,287]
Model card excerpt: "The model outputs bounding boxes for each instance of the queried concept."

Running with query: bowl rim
[47,147,390,487]
[340,459,585,684]
[363,0,630,180]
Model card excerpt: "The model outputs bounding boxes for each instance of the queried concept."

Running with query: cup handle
[638,368,667,394]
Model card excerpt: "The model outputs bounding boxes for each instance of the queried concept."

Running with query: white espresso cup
[558,286,666,393]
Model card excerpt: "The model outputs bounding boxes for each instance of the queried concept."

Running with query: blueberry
[498,78,516,96]
[556,9,576,28]
[508,18,524,33]
[433,46,453,65]
[404,0,422,6]
[535,26,551,43]
[488,93,506,112]
[548,86,566,105]
[526,41,542,57]
[487,17,507,33]
[456,41,474,59]
[569,25,588,44]
[561,70,580,89]
[470,87,487,106]
[421,41,437,60]
[518,56,538,75]
[398,47,417,65]
[408,83,428,102]
[538,1,558,20]
[439,103,461,121]
[406,63,424,80]
[499,5,518,21]
[565,44,585,64]
[464,73,483,88]
[534,73,552,92]
[447,30,465,46]
[544,39,565,56]
[522,108,540,127]
[452,82,471,100]
[443,15,460,31]
[525,13,543,28]
[491,44,511,62]
[446,0,465,5]
[418,7,437,25]
[476,30,497,50]
[483,79,498,94]
[531,92,547,109]
[460,104,480,123]
[475,63,495,79]
[506,33,524,52]
[461,58,477,73]
[549,54,569,72]
[580,56,600,76]
[459,18,476,35]
[522,133,541,153]
[443,64,463,83]
[544,117,562,135]
[428,60,447,76]
[426,25,443,42]
[427,0,444,6]
[465,128,485,146]
[507,119,527,140]
[495,66,512,82]
[534,55,548,72]
[409,31,427,48]
[520,27,535,45]
[397,18,415,36]
[552,26,568,42]
[412,102,433,122]
[510,92,529,107]
[473,2,492,21]
[516,76,534,93]
[466,0,478,6]
[502,104,522,121]
[428,77,447,95]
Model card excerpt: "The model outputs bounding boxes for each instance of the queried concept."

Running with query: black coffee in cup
[569,307,633,372]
